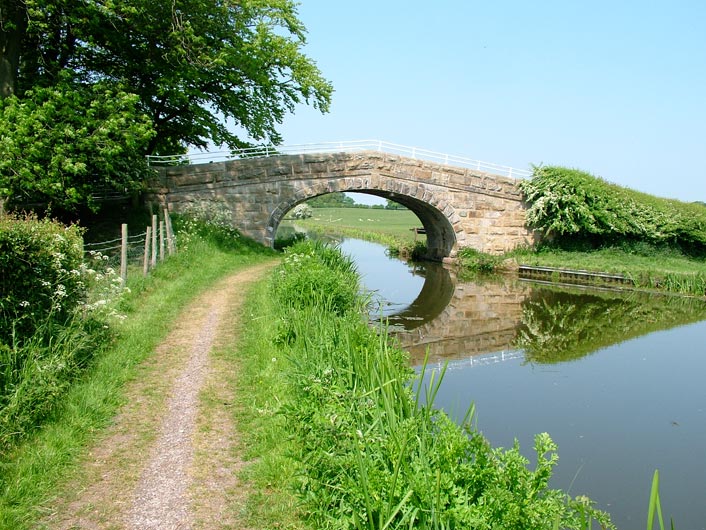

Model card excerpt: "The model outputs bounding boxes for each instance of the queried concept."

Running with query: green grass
[0,227,274,529]
[231,280,309,529]
[510,245,706,296]
[282,207,425,245]
[512,245,705,276]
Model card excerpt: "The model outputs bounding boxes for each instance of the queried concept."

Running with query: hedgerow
[519,166,706,255]
[0,215,126,453]
[0,214,85,344]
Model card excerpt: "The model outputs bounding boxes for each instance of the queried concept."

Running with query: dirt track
[43,262,276,530]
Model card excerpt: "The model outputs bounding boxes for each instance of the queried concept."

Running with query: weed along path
[43,260,278,530]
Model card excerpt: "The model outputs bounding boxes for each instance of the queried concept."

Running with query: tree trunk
[0,0,26,98]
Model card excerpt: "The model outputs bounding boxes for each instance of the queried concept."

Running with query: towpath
[43,261,277,529]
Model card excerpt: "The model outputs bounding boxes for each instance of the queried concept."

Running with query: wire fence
[83,209,177,283]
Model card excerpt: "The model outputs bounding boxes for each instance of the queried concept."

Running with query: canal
[337,237,706,530]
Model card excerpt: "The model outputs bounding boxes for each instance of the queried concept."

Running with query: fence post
[159,220,165,261]
[143,227,151,277]
[151,214,157,268]
[120,223,128,284]
[163,208,175,255]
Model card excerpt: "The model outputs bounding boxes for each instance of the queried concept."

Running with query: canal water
[336,237,706,530]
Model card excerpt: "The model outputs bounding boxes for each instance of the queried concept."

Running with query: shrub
[392,241,428,260]
[519,165,706,255]
[458,247,501,273]
[171,202,244,252]
[0,214,85,344]
[290,203,313,219]
[0,216,126,454]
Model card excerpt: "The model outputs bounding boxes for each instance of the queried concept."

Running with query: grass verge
[0,227,274,529]
[509,244,706,296]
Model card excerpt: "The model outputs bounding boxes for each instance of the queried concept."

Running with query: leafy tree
[2,0,332,153]
[0,0,25,98]
[0,77,154,212]
[385,199,407,210]
[0,0,332,210]
[307,192,355,208]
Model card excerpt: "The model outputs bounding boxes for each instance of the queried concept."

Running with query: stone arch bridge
[146,144,535,260]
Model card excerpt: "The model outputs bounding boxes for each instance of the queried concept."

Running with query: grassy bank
[0,220,275,529]
[234,240,614,529]
[513,165,706,296]
[508,244,706,296]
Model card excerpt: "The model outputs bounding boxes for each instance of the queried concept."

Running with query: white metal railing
[146,140,532,179]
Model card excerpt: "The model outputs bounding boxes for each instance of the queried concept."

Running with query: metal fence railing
[146,140,532,179]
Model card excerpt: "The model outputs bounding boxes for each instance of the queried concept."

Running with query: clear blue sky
[277,0,706,203]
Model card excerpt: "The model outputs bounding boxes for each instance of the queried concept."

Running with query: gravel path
[44,262,276,530]
[125,309,219,529]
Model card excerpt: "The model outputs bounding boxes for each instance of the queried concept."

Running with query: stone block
[414,168,433,180]
[267,164,292,177]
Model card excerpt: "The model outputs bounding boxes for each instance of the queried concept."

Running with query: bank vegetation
[235,239,615,529]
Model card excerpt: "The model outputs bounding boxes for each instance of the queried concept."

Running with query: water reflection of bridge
[425,349,525,372]
[391,273,532,365]
[389,264,706,368]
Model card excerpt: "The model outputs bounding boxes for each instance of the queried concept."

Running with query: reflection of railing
[146,140,532,179]
[427,349,525,372]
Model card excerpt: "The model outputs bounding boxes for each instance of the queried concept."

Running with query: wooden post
[120,223,128,284]
[159,220,165,261]
[151,214,157,268]
[170,213,177,253]
[143,227,151,277]
[164,208,175,255]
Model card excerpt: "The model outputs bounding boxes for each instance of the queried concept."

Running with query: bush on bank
[0,215,117,453]
[261,240,614,529]
[519,165,706,256]
[0,214,85,344]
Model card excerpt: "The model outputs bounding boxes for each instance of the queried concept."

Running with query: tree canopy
[0,0,332,211]
[307,192,355,208]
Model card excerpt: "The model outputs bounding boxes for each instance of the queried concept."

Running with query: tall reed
[647,470,675,530]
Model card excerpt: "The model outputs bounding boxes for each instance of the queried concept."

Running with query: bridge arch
[266,176,458,260]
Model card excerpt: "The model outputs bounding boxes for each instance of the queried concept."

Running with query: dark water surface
[337,238,706,530]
